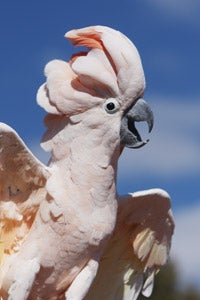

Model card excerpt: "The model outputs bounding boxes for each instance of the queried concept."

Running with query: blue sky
[1,0,200,291]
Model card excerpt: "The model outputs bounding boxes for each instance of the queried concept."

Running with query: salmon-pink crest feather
[37,26,145,116]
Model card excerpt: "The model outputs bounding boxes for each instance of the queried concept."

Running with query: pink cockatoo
[0,26,174,300]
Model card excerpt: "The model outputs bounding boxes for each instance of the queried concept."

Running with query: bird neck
[42,114,120,207]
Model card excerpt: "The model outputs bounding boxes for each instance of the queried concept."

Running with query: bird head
[37,26,153,152]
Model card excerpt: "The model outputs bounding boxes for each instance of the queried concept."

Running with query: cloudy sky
[1,0,200,292]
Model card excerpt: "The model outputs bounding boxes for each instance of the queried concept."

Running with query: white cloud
[150,0,200,24]
[171,202,200,289]
[118,98,200,178]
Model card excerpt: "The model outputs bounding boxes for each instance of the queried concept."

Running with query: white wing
[0,123,49,262]
[85,188,174,300]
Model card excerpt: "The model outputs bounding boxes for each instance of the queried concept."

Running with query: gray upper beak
[120,98,154,148]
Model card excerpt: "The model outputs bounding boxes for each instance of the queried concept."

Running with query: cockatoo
[0,26,174,300]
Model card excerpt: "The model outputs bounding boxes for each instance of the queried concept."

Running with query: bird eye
[103,99,120,114]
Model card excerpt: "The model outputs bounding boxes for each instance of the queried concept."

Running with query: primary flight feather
[0,25,174,300]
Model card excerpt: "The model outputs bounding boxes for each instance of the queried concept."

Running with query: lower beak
[120,98,154,148]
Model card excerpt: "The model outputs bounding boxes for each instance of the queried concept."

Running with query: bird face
[37,25,154,150]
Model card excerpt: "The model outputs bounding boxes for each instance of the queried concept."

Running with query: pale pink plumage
[0,26,174,300]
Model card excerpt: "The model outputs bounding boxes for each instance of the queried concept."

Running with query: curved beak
[120,98,154,148]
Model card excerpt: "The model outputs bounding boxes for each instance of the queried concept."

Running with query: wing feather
[0,123,49,261]
[85,188,174,300]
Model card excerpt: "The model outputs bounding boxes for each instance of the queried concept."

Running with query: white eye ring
[103,98,120,114]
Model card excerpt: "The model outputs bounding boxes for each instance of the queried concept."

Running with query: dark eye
[103,99,120,114]
[106,102,115,111]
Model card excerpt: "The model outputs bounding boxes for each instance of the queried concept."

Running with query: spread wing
[0,123,49,263]
[85,189,174,300]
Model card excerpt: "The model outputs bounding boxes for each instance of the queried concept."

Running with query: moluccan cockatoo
[0,26,174,300]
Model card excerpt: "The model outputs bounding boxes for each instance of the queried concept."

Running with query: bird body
[0,26,174,300]
[0,117,119,299]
